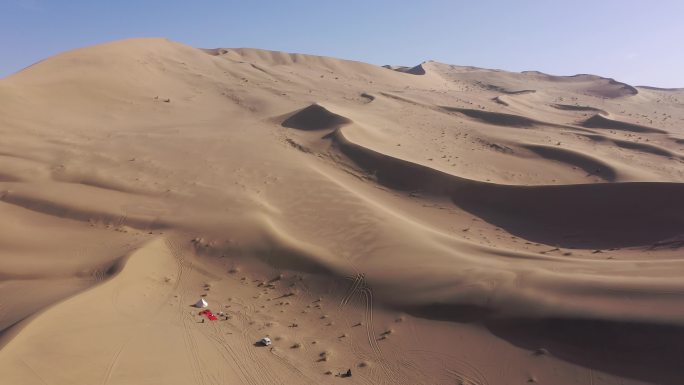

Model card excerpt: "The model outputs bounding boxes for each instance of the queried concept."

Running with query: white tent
[194,298,208,308]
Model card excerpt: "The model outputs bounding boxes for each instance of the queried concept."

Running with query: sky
[1,0,683,87]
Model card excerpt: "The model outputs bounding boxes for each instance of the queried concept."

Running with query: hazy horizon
[1,0,683,88]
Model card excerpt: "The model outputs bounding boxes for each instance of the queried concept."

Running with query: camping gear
[194,298,208,308]
[199,309,218,321]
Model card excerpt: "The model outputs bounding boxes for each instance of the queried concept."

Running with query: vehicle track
[103,237,184,384]
[339,273,364,308]
[167,236,211,385]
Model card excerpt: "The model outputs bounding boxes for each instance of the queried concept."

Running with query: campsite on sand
[1,38,684,384]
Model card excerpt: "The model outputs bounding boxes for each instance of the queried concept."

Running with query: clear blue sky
[2,0,683,87]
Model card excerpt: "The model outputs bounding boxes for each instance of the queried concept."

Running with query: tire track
[361,284,423,385]
[168,235,282,385]
[339,273,364,308]
[207,321,256,385]
[184,317,210,385]
[166,236,210,385]
[267,348,317,384]
[101,341,126,385]
[361,287,381,357]
[18,358,49,385]
[206,333,255,385]
[238,327,282,385]
[360,287,393,385]
[103,237,184,385]
[336,273,401,385]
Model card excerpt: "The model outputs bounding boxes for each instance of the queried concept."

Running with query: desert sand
[0,38,683,384]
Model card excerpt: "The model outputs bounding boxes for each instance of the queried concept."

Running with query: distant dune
[1,38,684,385]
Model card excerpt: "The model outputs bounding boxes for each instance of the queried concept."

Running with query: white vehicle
[259,337,272,346]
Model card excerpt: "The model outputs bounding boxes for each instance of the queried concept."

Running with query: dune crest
[582,113,668,134]
[281,104,351,130]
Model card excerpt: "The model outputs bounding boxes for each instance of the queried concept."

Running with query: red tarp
[199,309,218,321]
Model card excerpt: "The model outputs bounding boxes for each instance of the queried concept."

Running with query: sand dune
[527,73,638,98]
[637,85,684,92]
[582,114,668,134]
[441,106,553,128]
[281,104,351,131]
[384,63,426,75]
[282,105,683,248]
[552,103,608,114]
[324,125,684,248]
[478,83,536,95]
[522,144,618,181]
[1,38,684,385]
[426,65,640,99]
[492,96,509,106]
[581,134,681,159]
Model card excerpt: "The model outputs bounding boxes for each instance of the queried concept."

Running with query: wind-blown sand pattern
[1,38,684,384]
